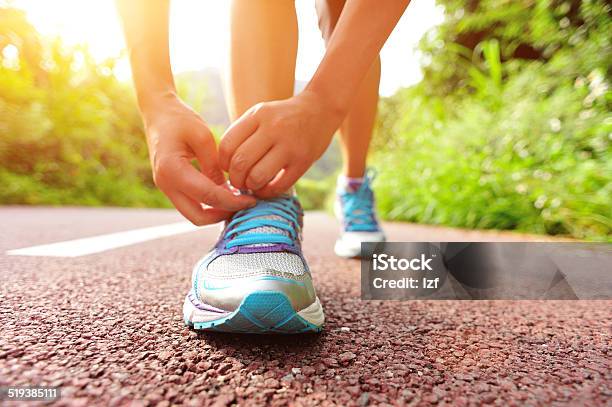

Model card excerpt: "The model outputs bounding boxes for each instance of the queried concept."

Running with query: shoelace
[223,196,300,249]
[342,174,379,232]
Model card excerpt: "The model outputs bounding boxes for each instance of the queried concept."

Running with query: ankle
[342,169,366,178]
[341,162,367,179]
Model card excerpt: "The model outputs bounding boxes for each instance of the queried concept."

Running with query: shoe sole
[334,241,362,258]
[334,240,380,259]
[184,291,324,334]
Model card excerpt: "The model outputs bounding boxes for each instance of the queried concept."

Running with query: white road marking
[6,222,217,257]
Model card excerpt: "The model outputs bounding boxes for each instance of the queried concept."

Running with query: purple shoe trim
[188,292,227,313]
[215,243,238,255]
[235,243,300,255]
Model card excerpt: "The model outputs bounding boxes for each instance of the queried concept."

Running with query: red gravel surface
[1,207,610,406]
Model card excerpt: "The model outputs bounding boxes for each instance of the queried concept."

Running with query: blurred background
[0,0,610,240]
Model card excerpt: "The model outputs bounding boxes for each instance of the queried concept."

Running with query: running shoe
[334,169,385,258]
[183,195,324,333]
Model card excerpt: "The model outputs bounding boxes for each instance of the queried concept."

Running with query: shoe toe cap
[195,252,316,312]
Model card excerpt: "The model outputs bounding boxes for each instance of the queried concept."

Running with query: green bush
[0,7,168,208]
[296,177,335,211]
[374,0,611,240]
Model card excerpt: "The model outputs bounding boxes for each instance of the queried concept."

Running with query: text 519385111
[0,386,61,401]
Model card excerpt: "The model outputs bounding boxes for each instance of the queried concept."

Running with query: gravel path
[1,208,609,406]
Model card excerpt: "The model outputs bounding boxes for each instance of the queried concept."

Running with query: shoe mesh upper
[206,252,306,277]
[206,197,305,277]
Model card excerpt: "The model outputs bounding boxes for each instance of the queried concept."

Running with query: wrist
[301,86,347,124]
[138,89,179,124]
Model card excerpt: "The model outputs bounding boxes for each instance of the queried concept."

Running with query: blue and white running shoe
[183,195,324,333]
[334,169,386,258]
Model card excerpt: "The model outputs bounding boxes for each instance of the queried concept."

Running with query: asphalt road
[1,207,610,406]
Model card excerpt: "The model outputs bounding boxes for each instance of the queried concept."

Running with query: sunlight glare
[9,0,443,96]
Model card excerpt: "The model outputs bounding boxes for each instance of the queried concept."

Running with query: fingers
[219,111,259,172]
[156,157,256,211]
[254,163,307,199]
[178,159,256,210]
[244,146,288,191]
[228,130,273,190]
[188,130,226,185]
[166,191,234,226]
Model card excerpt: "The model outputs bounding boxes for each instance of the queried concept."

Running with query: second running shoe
[334,169,386,258]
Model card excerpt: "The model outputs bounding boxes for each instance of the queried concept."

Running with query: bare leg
[316,0,381,178]
[226,0,298,120]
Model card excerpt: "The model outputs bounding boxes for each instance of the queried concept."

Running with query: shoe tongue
[338,176,365,193]
[345,180,363,193]
[232,200,291,248]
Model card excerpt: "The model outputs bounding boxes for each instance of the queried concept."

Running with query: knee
[315,0,345,42]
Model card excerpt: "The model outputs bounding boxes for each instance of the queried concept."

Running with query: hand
[143,93,256,225]
[219,90,343,198]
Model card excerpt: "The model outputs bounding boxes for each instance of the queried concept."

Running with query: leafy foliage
[374,0,611,240]
[0,7,168,207]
